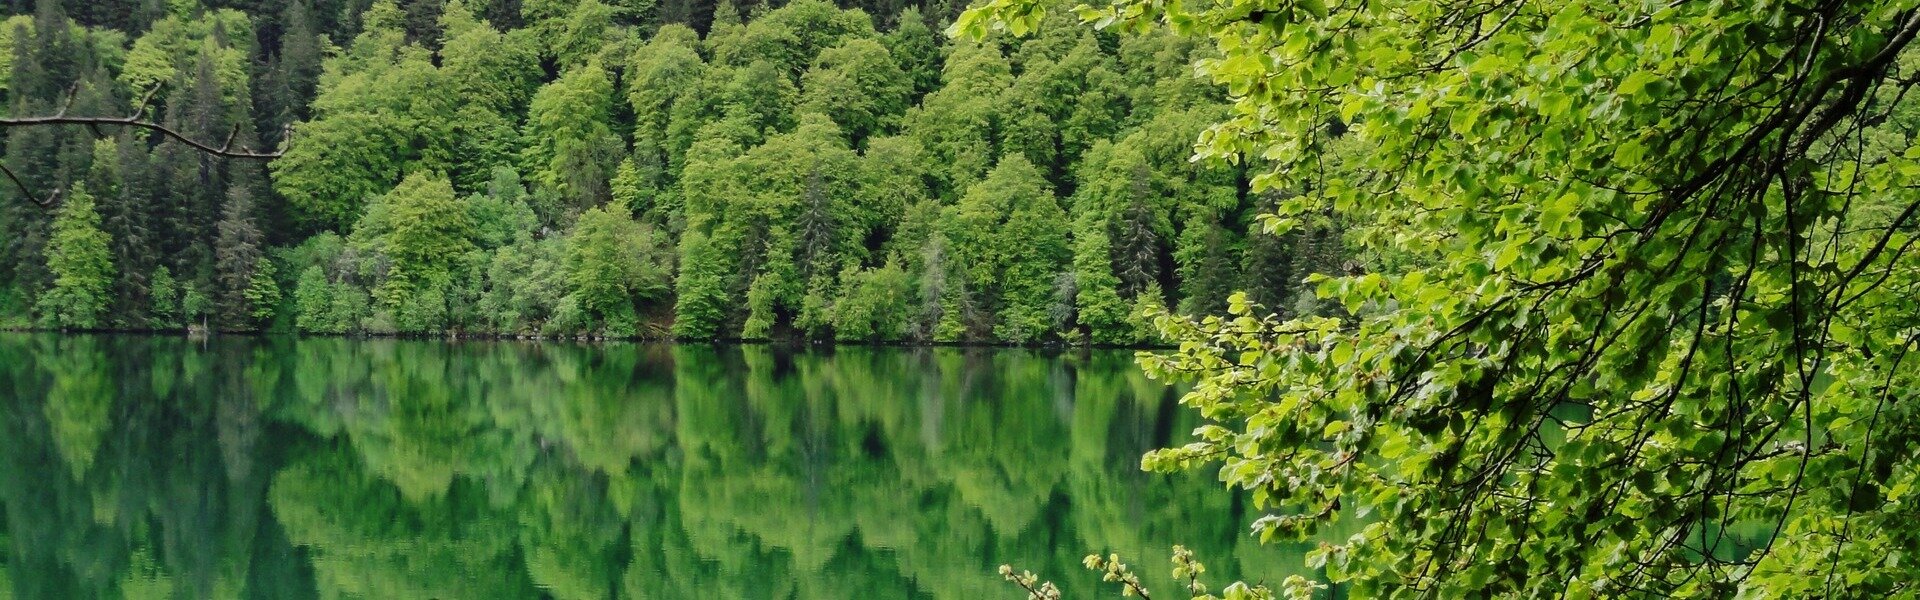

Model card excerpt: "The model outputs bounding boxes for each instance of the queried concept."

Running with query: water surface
[0,334,1314,599]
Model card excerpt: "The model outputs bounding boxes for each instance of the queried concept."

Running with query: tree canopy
[957,0,1920,595]
[0,0,1322,342]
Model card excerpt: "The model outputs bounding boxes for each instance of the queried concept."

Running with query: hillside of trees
[0,0,1347,342]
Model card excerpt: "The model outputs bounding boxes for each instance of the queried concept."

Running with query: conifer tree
[215,184,265,329]
[35,183,115,329]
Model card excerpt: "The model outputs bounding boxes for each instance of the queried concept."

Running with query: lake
[0,334,1328,599]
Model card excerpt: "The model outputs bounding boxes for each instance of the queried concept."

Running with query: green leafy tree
[149,266,181,329]
[467,167,540,249]
[706,0,873,76]
[117,7,255,97]
[478,235,567,333]
[272,1,455,230]
[961,0,1920,596]
[522,62,622,213]
[34,183,115,330]
[1069,212,1131,344]
[180,283,212,330]
[243,260,281,325]
[0,0,1363,350]
[626,26,708,206]
[902,39,1012,200]
[563,201,672,333]
[799,38,910,144]
[940,155,1068,343]
[881,7,941,98]
[674,114,865,338]
[829,260,913,341]
[293,265,338,333]
[670,229,732,338]
[718,59,799,144]
[1001,31,1125,184]
[349,171,476,332]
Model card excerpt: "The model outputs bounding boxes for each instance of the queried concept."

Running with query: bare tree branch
[0,161,58,208]
[0,84,287,207]
[0,114,287,159]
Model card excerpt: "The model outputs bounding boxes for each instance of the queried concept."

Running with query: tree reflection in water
[0,334,1333,599]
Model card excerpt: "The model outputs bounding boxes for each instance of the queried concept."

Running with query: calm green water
[0,334,1318,599]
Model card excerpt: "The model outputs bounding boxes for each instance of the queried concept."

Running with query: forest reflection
[0,334,1334,599]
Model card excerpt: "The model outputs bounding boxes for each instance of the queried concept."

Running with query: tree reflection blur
[0,334,1330,598]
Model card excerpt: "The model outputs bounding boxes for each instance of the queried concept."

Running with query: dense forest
[4,0,1919,596]
[0,0,1345,342]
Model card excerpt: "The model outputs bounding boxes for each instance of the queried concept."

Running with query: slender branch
[0,84,288,207]
[0,114,286,159]
[0,161,58,207]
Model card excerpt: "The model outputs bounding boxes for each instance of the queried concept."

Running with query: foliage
[523,62,622,212]
[272,2,461,231]
[799,38,911,144]
[243,260,280,324]
[148,266,180,329]
[938,155,1070,343]
[7,0,1312,344]
[34,184,114,330]
[960,0,1920,596]
[349,171,475,332]
[829,259,914,341]
[563,201,672,332]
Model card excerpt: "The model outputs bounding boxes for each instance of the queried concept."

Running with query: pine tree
[1172,217,1238,315]
[398,0,447,47]
[89,136,156,326]
[22,0,79,101]
[149,265,181,329]
[215,184,265,330]
[262,0,326,141]
[1113,162,1163,297]
[35,183,116,330]
[243,260,281,325]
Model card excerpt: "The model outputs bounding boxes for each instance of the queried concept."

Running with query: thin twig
[0,85,287,207]
[0,161,60,207]
[0,114,285,159]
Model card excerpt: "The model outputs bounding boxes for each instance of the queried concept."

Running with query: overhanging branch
[0,84,288,207]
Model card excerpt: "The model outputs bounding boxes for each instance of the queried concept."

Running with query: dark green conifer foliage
[215,184,266,329]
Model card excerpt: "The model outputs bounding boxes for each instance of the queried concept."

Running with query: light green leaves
[36,184,115,330]
[960,0,1920,595]
[1616,71,1660,95]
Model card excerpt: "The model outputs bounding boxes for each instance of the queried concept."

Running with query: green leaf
[1617,71,1660,95]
